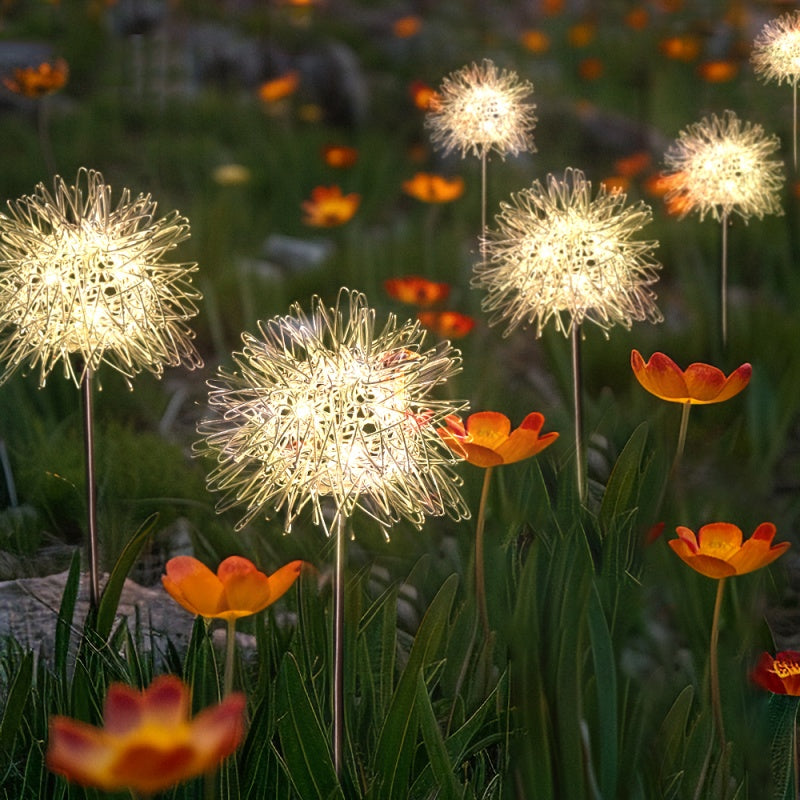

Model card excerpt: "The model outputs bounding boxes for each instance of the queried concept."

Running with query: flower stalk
[474,465,494,635]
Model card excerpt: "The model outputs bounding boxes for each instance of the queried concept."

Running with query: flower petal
[108,742,196,794]
[190,692,247,769]
[496,412,559,464]
[631,350,689,402]
[465,411,512,449]
[103,683,144,736]
[682,362,728,401]
[265,560,305,606]
[140,675,190,728]
[455,442,505,468]
[162,556,225,618]
[217,556,273,618]
[695,522,743,559]
[729,522,790,575]
[46,717,114,789]
[713,362,751,403]
[668,539,737,578]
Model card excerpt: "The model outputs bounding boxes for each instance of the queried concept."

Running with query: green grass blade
[767,693,800,800]
[95,512,159,640]
[54,549,81,681]
[0,649,33,760]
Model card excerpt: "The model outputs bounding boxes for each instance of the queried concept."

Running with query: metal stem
[571,325,586,504]
[333,513,345,777]
[81,367,100,608]
[720,211,729,348]
[480,151,487,260]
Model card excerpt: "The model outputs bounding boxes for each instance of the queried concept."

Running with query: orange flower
[301,185,360,227]
[659,34,701,62]
[578,57,604,81]
[614,151,651,178]
[600,175,630,194]
[402,172,465,203]
[631,350,751,404]
[384,275,450,306]
[520,29,551,54]
[46,675,245,794]
[393,14,422,38]
[162,556,304,621]
[697,59,738,83]
[409,80,440,111]
[321,144,358,169]
[625,7,649,31]
[669,522,789,579]
[567,21,596,48]
[416,310,476,338]
[3,58,68,98]
[751,651,800,695]
[258,70,299,102]
[438,411,558,468]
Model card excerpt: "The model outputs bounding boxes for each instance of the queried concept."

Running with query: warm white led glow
[197,288,469,535]
[663,111,785,222]
[473,168,662,338]
[0,169,202,386]
[425,59,536,160]
[752,11,800,87]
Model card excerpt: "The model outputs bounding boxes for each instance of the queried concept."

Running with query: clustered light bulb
[663,110,785,223]
[0,168,202,387]
[474,168,662,338]
[751,11,800,88]
[425,59,537,161]
[197,288,469,536]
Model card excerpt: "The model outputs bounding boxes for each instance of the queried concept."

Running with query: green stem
[475,466,494,636]
[672,402,691,475]
[224,618,236,697]
[710,577,727,757]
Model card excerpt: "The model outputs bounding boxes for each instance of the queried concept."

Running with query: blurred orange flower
[751,651,800,695]
[47,675,245,794]
[615,151,651,178]
[625,7,649,30]
[258,70,299,102]
[568,21,596,48]
[416,310,476,338]
[322,144,359,168]
[698,59,738,83]
[600,175,630,194]
[162,556,304,621]
[520,29,551,54]
[3,58,68,97]
[438,411,558,468]
[409,80,440,111]
[631,350,751,404]
[301,185,360,226]
[659,34,701,62]
[384,275,450,306]
[578,57,604,80]
[669,522,789,579]
[402,172,465,203]
[393,15,422,38]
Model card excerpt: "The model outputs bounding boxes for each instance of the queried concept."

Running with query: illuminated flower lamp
[163,556,304,695]
[669,522,789,755]
[474,168,661,502]
[0,169,203,608]
[438,411,557,633]
[663,111,785,345]
[630,350,751,471]
[196,287,468,774]
[751,11,800,169]
[425,59,536,256]
[47,675,245,794]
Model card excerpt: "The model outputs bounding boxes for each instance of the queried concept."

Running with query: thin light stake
[333,513,346,777]
[82,366,100,608]
[571,325,586,503]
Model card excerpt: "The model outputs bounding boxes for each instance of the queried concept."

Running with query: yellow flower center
[773,658,800,678]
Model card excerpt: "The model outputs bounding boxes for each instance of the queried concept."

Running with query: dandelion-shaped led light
[474,168,662,500]
[751,11,800,168]
[426,59,536,253]
[0,169,203,606]
[197,287,468,774]
[663,111,784,344]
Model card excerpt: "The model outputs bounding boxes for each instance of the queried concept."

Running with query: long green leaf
[599,422,648,534]
[371,574,458,799]
[415,669,461,800]
[587,584,617,800]
[95,512,159,640]
[276,653,342,800]
[768,693,800,800]
[0,649,33,759]
[54,549,81,681]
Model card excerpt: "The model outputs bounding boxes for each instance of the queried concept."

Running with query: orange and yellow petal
[496,412,559,464]
[384,276,450,307]
[416,310,475,338]
[47,718,115,788]
[216,556,274,619]
[631,350,688,402]
[162,556,225,617]
[264,560,305,605]
[728,522,790,575]
[109,742,196,794]
[402,173,465,203]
